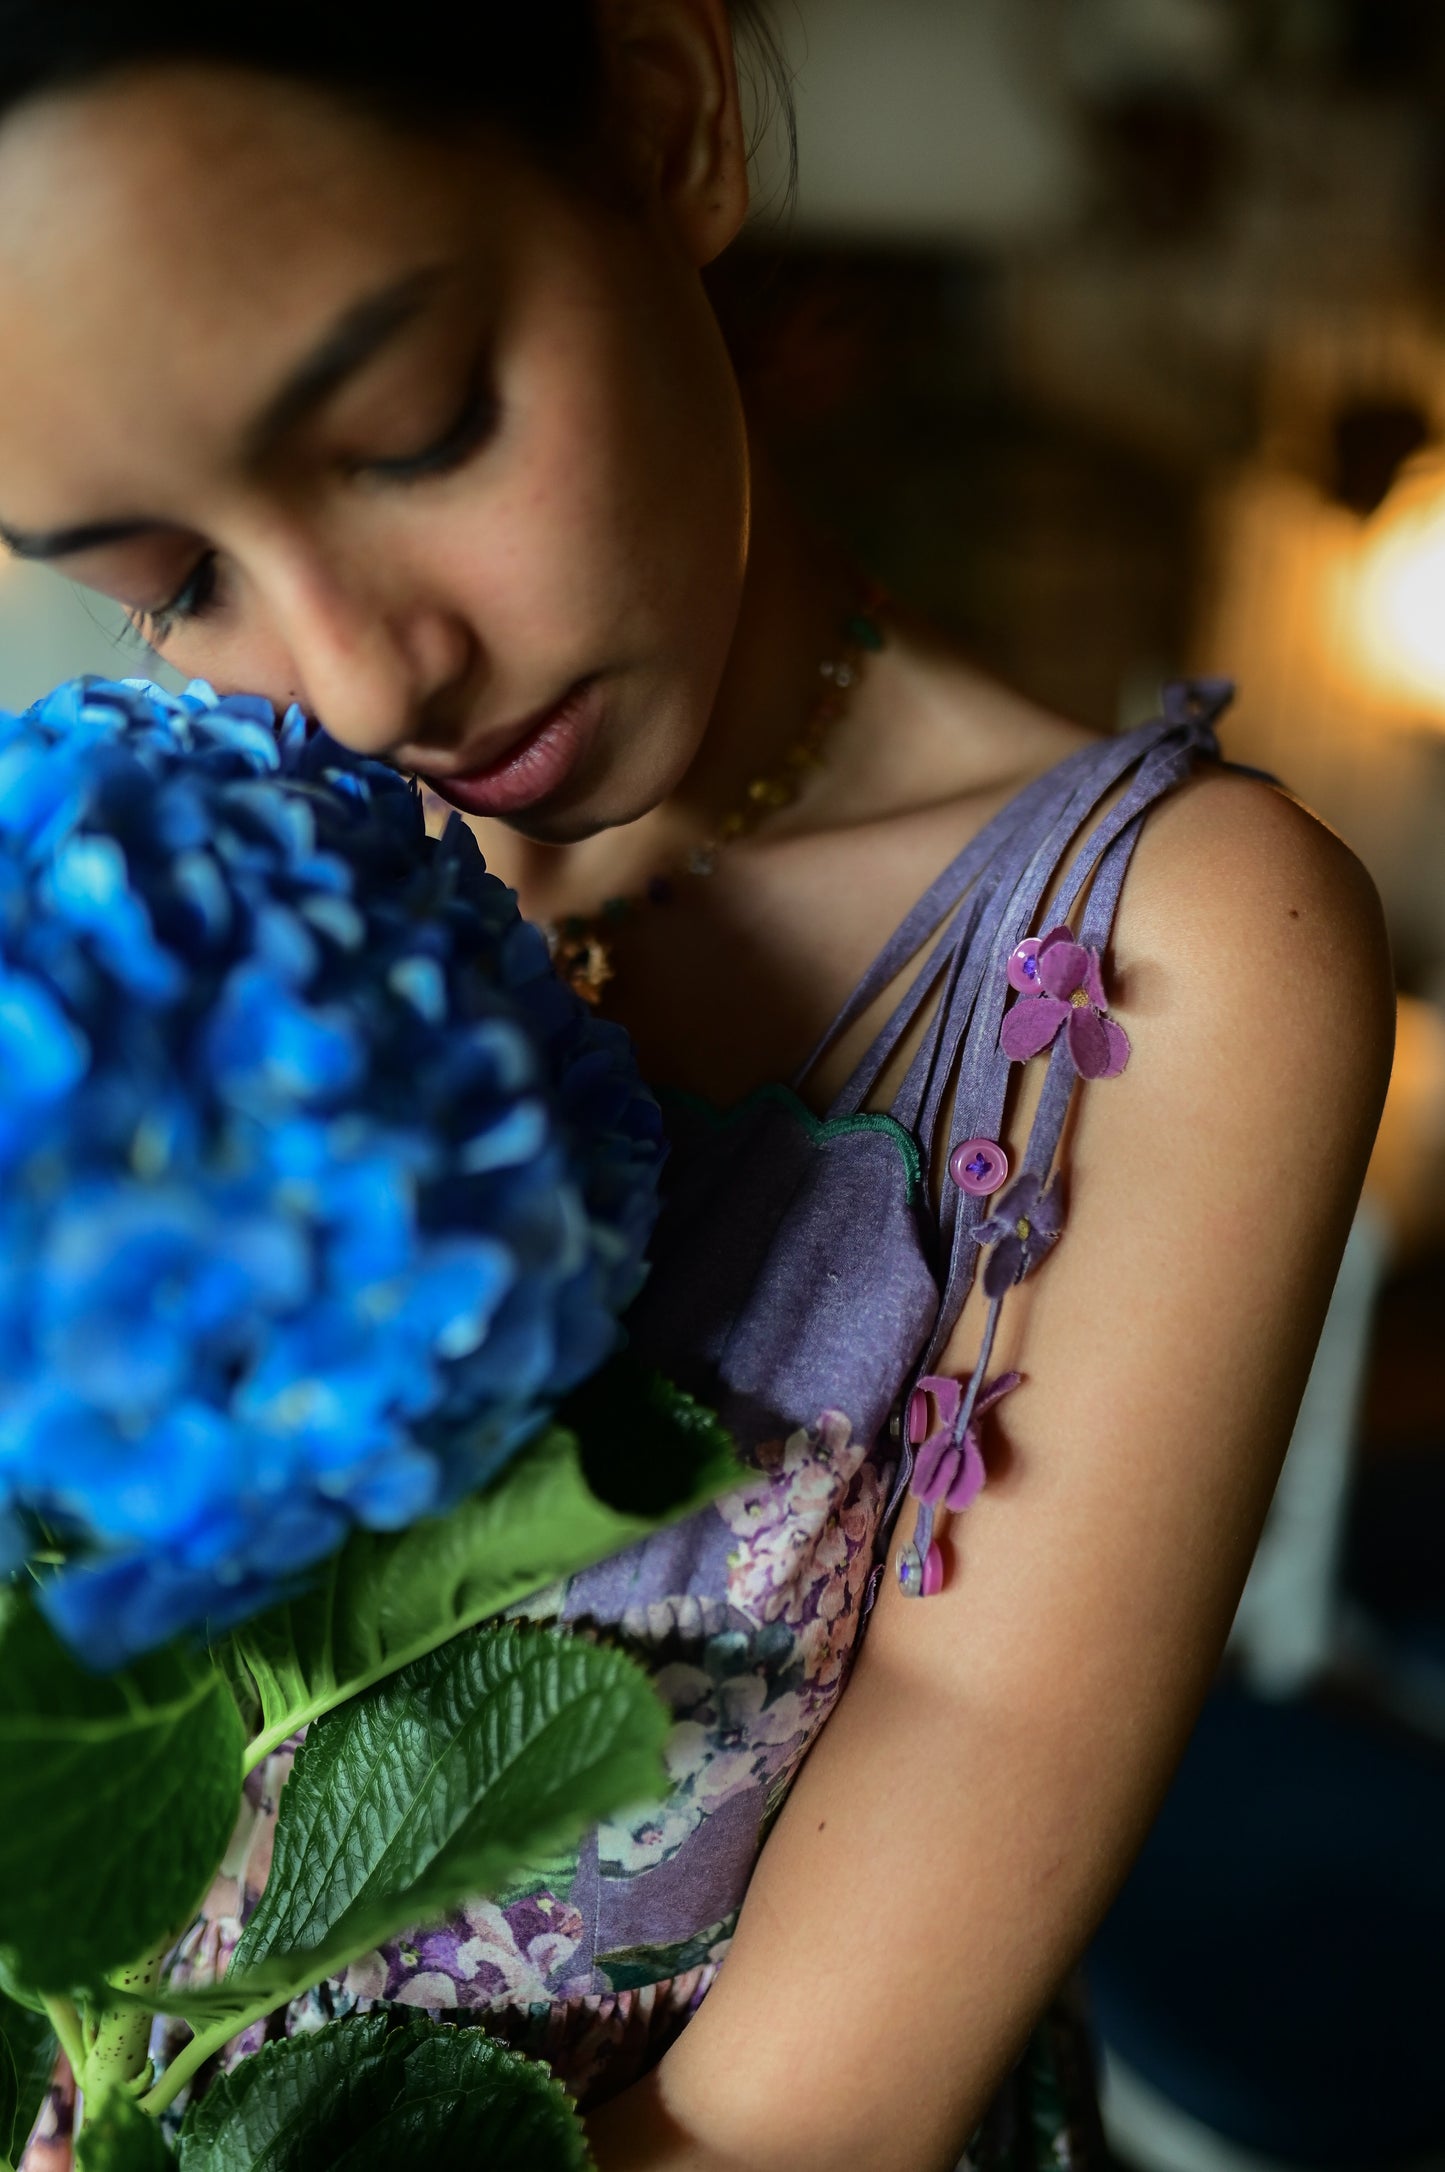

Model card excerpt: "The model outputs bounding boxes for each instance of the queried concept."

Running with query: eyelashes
[354,372,498,485]
[135,551,221,647]
[136,367,498,643]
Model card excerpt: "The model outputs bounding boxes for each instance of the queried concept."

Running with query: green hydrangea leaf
[177,2013,591,2172]
[74,2091,177,2170]
[225,1624,667,1997]
[0,1597,245,1994]
[0,2030,14,2170]
[0,1987,57,2163]
[230,1383,738,1763]
[563,1355,740,1519]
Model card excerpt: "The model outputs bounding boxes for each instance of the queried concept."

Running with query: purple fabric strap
[826,679,1234,1568]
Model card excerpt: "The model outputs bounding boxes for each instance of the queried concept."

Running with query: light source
[1354,459,1445,721]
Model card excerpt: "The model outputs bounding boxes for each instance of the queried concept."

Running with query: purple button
[906,1387,932,1446]
[922,1541,945,1597]
[1007,938,1044,993]
[948,1137,1009,1197]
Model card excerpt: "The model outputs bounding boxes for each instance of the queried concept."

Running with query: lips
[418,680,600,820]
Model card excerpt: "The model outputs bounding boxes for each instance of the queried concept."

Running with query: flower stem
[39,1997,85,2090]
[84,1947,167,2115]
[951,1298,1002,1444]
[139,1992,274,2122]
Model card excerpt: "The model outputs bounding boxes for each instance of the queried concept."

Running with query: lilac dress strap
[849,681,1234,1560]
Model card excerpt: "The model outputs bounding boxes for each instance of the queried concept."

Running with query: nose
[267,555,476,760]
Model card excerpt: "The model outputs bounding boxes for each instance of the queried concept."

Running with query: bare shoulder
[1119,765,1394,1113]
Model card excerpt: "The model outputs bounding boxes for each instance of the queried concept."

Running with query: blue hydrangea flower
[0,677,664,1668]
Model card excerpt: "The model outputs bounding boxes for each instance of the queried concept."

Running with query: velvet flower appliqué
[1001,924,1130,1080]
[908,1370,1020,1511]
[978,1170,1064,1300]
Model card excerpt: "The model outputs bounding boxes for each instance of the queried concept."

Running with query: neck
[666,439,857,832]
[490,436,859,917]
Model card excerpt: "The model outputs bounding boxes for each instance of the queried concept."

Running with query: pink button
[948,1137,1009,1197]
[906,1387,931,1446]
[921,1541,945,1596]
[1007,938,1044,994]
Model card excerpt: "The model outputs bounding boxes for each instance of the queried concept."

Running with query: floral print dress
[22,686,1229,2172]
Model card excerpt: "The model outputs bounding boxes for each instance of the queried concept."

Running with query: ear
[595,0,750,265]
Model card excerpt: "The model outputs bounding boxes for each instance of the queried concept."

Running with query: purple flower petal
[1099,1017,1131,1078]
[1067,1003,1114,1078]
[975,1369,1022,1416]
[983,1233,1024,1300]
[943,1429,986,1512]
[1001,992,1069,1061]
[1084,948,1109,1009]
[916,1375,962,1428]
[911,1428,953,1504]
[1038,941,1090,1000]
[1029,1180,1064,1240]
[979,1172,1040,1244]
[1038,923,1076,952]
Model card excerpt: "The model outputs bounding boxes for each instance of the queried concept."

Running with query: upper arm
[591,774,1394,2172]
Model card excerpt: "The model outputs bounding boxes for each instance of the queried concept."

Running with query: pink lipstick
[421,680,600,819]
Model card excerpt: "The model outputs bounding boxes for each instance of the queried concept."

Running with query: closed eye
[132,549,222,645]
[352,371,498,485]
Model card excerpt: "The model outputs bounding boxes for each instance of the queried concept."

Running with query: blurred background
[3,2,1444,2164]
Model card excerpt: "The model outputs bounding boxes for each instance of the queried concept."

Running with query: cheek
[159,615,304,708]
[462,260,748,671]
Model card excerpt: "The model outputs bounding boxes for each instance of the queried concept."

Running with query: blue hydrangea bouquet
[0,678,735,2170]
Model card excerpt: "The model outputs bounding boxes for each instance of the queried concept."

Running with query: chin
[508,711,705,847]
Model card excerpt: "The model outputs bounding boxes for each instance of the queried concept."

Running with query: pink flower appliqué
[908,1371,1021,1511]
[1000,924,1130,1079]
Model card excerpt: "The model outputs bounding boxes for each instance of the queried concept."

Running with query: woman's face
[0,61,751,841]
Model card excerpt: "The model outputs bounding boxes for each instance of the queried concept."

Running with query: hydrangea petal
[0,971,89,1100]
[0,674,664,1667]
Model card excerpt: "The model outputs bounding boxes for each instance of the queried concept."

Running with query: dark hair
[0,1,793,181]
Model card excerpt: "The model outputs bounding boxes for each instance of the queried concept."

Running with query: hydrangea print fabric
[0,677,663,1668]
[27,1405,890,2139]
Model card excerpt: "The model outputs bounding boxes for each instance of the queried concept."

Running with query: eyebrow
[0,264,448,565]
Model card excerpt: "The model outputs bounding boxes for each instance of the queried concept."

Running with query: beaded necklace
[545,584,887,1005]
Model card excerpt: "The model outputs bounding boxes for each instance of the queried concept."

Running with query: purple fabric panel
[595,1788,760,1951]
[705,1128,938,1456]
[561,1508,737,1626]
[630,1096,825,1406]
[630,1099,936,1456]
[566,1827,604,1991]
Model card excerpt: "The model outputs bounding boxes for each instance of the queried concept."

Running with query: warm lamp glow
[1354,473,1445,718]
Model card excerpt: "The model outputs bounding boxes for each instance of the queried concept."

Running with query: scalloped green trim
[661,1081,922,1204]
